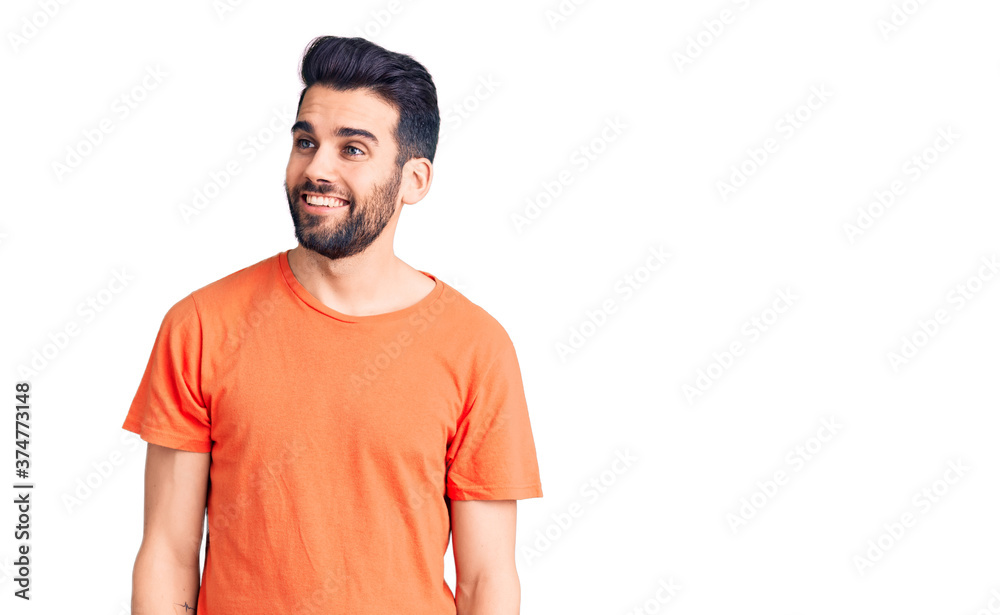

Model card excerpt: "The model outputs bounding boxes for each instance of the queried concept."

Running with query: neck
[287,244,411,316]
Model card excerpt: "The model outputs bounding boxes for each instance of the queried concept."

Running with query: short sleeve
[121,293,212,453]
[445,335,542,501]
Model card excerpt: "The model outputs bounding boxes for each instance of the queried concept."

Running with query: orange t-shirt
[121,250,543,614]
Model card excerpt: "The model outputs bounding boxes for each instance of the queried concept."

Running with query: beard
[285,164,403,261]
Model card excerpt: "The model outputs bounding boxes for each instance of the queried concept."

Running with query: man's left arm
[451,499,520,615]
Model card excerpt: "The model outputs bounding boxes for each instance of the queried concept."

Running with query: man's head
[285,36,439,261]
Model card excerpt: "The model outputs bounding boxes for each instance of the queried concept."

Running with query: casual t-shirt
[121,249,543,614]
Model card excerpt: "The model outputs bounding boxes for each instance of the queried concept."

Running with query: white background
[2,0,1000,613]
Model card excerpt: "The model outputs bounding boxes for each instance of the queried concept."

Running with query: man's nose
[303,145,345,186]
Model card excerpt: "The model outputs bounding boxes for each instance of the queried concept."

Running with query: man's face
[285,85,404,261]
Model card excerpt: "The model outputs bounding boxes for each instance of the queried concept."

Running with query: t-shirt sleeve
[121,293,212,453]
[445,333,543,501]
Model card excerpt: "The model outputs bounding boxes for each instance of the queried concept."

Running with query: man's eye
[345,146,364,156]
[296,138,314,149]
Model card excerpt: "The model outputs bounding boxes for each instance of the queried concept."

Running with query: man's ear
[400,158,433,205]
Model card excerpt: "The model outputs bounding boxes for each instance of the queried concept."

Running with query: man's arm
[451,499,520,615]
[130,442,211,615]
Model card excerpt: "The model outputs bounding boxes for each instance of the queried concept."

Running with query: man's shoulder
[173,251,283,318]
[434,277,516,351]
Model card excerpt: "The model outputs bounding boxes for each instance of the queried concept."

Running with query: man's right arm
[130,442,211,615]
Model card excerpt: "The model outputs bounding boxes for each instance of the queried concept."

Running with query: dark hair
[296,36,440,169]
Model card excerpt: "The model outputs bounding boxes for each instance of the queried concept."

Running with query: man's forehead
[296,86,397,139]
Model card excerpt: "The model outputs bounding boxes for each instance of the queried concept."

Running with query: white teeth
[305,194,347,207]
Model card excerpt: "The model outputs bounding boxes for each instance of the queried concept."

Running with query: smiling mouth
[302,193,349,208]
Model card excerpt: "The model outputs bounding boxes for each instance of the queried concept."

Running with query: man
[123,36,543,614]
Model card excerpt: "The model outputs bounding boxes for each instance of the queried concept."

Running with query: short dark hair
[296,36,440,169]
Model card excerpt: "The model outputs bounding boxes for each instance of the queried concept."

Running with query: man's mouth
[302,193,349,208]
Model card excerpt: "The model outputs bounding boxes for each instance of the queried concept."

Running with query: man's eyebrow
[291,120,379,146]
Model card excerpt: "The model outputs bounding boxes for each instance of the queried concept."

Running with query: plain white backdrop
[2,0,1000,613]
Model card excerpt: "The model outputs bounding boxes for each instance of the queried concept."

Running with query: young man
[123,36,543,614]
